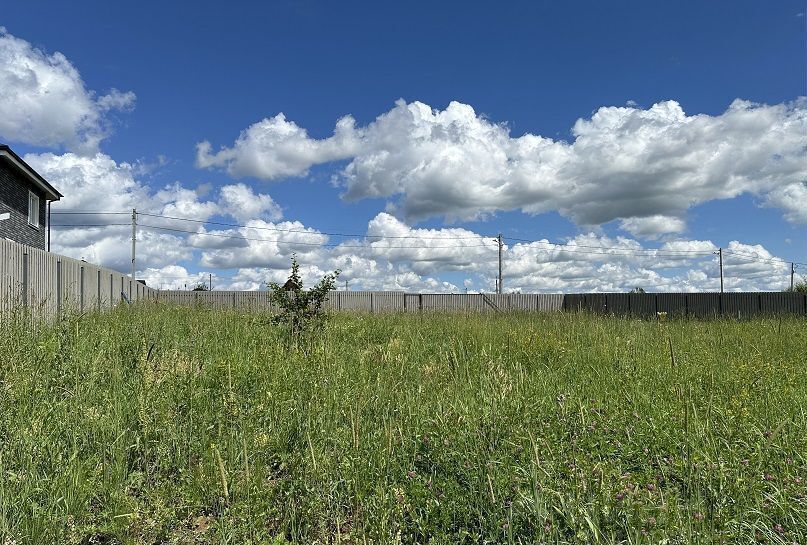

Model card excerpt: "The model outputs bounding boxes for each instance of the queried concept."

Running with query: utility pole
[131,208,137,282]
[209,273,213,291]
[494,233,503,294]
[791,262,796,291]
[718,247,724,293]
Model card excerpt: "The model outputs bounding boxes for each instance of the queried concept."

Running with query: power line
[136,212,489,240]
[51,223,131,227]
[505,235,715,256]
[51,211,131,215]
[723,249,807,267]
[138,223,498,249]
[50,210,804,265]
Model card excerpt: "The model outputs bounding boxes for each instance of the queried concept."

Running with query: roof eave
[0,145,63,201]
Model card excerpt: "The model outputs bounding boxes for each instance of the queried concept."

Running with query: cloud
[185,212,793,293]
[0,29,135,153]
[619,215,686,238]
[196,114,361,179]
[24,152,283,272]
[218,183,282,222]
[198,98,807,233]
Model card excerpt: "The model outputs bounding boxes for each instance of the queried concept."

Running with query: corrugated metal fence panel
[657,293,687,318]
[563,294,585,312]
[404,293,421,312]
[759,292,805,315]
[628,293,656,317]
[722,292,759,317]
[537,294,563,311]
[606,293,630,316]
[509,293,537,311]
[422,294,456,311]
[374,291,405,311]
[338,291,373,311]
[0,239,24,313]
[0,236,161,320]
[584,293,607,314]
[686,293,722,318]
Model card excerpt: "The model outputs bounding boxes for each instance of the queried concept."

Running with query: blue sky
[1,1,805,292]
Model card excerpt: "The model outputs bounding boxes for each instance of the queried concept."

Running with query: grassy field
[0,306,805,544]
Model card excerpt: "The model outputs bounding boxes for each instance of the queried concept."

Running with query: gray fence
[2,236,804,320]
[156,290,806,317]
[0,237,158,321]
[154,290,565,313]
[563,292,807,318]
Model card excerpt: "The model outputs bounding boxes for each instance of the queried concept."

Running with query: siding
[0,161,47,249]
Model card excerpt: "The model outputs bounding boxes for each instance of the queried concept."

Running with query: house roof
[0,144,63,201]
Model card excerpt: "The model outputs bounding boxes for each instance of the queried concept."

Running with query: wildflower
[647,516,657,527]
[763,430,772,439]
[393,487,405,504]
[741,459,750,467]
[646,483,656,492]
[764,474,775,482]
[615,492,625,501]
[693,512,705,521]
[773,523,784,535]
[406,470,416,479]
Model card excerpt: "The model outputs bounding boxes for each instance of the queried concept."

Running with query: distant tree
[630,287,646,294]
[192,283,210,291]
[786,280,807,293]
[267,255,340,339]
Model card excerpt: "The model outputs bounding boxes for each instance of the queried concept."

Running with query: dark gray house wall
[0,161,47,250]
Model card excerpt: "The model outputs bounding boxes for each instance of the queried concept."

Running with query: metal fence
[563,292,807,318]
[157,290,806,317]
[2,237,805,320]
[154,290,566,313]
[0,237,158,321]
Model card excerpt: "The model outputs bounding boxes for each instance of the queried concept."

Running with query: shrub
[787,280,807,293]
[267,255,340,339]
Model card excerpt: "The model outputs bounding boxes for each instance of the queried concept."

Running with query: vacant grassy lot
[0,306,805,544]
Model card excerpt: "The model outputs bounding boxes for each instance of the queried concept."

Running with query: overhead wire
[137,223,498,249]
[49,209,804,265]
[138,212,487,240]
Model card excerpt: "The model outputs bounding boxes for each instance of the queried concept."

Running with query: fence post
[338,291,342,311]
[80,266,85,311]
[419,293,423,313]
[56,260,62,319]
[97,270,101,311]
[21,252,28,307]
[370,292,374,313]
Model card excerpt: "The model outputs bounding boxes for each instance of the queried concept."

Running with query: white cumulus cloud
[0,29,136,153]
[197,98,807,234]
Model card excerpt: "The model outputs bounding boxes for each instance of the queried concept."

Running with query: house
[0,145,62,251]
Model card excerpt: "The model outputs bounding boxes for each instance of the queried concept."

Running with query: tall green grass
[0,305,805,544]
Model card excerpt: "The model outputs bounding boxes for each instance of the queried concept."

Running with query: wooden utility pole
[209,273,213,291]
[718,247,724,293]
[131,208,137,282]
[496,234,503,294]
[791,262,796,291]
